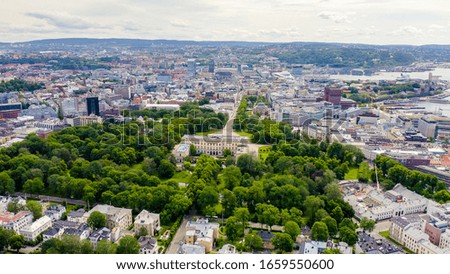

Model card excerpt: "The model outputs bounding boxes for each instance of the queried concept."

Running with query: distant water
[328,68,450,117]
[414,98,450,117]
[330,68,450,82]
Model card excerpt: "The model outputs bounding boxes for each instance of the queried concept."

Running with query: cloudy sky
[1,0,450,45]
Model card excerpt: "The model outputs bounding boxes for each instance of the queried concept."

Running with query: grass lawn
[235,131,253,138]
[344,168,359,180]
[166,171,191,183]
[195,129,221,136]
[258,146,272,162]
[379,231,390,238]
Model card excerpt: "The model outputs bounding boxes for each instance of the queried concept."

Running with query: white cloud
[26,11,96,30]
[169,20,190,28]
[317,11,351,24]
[0,0,445,44]
[392,26,423,36]
[429,24,445,31]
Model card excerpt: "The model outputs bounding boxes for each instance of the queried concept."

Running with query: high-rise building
[86,97,100,116]
[61,98,78,116]
[323,87,342,106]
[237,64,242,74]
[114,85,131,99]
[208,60,215,73]
[187,59,196,75]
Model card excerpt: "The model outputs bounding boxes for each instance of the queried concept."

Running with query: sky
[1,0,450,45]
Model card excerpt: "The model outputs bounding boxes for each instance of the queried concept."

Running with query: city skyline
[1,0,450,45]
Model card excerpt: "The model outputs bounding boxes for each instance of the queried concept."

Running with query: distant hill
[3,38,450,69]
[15,38,271,48]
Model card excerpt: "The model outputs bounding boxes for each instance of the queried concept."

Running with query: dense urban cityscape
[1,38,450,256]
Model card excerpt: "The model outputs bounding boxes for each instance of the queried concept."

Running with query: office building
[323,87,342,106]
[208,60,215,73]
[87,97,100,116]
[61,98,78,116]
[187,59,196,75]
[0,103,22,119]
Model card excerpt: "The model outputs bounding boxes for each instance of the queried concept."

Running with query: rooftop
[391,214,422,229]
[298,241,327,254]
[179,244,206,254]
[0,211,32,224]
[357,232,402,254]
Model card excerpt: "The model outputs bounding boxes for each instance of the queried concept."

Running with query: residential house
[63,223,91,241]
[185,218,219,253]
[178,244,206,254]
[218,244,237,254]
[89,227,112,249]
[67,208,86,223]
[134,210,160,237]
[138,236,159,254]
[45,205,66,221]
[298,241,328,254]
[42,227,63,242]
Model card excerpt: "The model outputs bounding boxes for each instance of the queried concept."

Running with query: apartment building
[0,211,33,233]
[134,210,160,237]
[83,205,132,231]
[19,216,52,242]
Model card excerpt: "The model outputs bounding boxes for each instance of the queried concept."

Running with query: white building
[181,135,249,157]
[84,205,132,231]
[353,184,429,222]
[185,218,219,253]
[389,215,422,243]
[0,211,33,233]
[402,227,429,253]
[134,210,160,237]
[418,116,437,138]
[138,236,159,254]
[439,230,450,249]
[67,208,85,223]
[173,144,190,163]
[20,216,52,242]
[89,227,113,249]
[45,205,66,221]
[42,227,63,242]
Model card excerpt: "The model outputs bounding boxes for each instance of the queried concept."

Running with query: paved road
[248,222,284,232]
[166,216,190,254]
[14,192,87,206]
[221,91,243,138]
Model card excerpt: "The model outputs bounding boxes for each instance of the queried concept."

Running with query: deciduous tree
[271,233,294,253]
[117,235,140,254]
[284,221,301,241]
[311,221,329,241]
[26,200,43,220]
[87,211,107,229]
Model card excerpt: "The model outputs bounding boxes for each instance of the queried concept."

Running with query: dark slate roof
[257,231,274,242]
[43,227,60,237]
